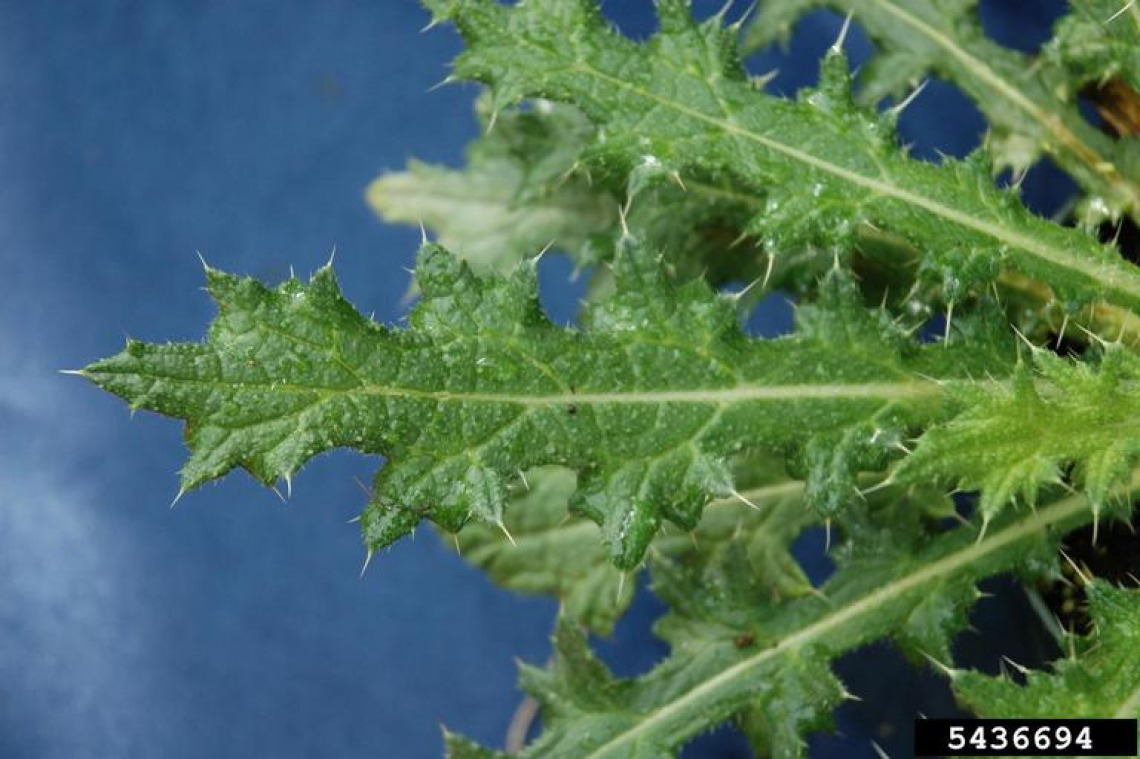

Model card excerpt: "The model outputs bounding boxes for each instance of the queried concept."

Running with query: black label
[913,719,1137,756]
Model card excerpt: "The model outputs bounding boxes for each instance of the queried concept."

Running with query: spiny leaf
[453,459,817,634]
[661,461,819,603]
[451,465,636,634]
[425,0,1140,311]
[381,98,1140,349]
[449,475,1117,758]
[899,343,1140,524]
[389,96,1140,348]
[1047,0,1140,95]
[80,240,971,569]
[737,649,846,758]
[369,97,780,290]
[742,0,1140,218]
[955,580,1140,725]
[367,97,617,273]
[376,78,1136,347]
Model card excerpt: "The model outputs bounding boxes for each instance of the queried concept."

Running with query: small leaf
[1047,0,1140,95]
[899,345,1140,523]
[367,98,617,273]
[956,581,1140,722]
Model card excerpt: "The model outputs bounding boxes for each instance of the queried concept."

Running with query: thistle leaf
[1047,0,1140,95]
[899,344,1140,523]
[955,580,1140,724]
[367,98,617,273]
[426,0,1140,309]
[454,460,817,634]
[742,0,1140,216]
[73,2,1140,755]
[449,478,1113,758]
[80,240,968,569]
[369,97,779,290]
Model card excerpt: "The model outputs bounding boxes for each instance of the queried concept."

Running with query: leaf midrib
[867,0,1139,210]
[98,366,944,407]
[562,59,1140,306]
[577,487,1096,758]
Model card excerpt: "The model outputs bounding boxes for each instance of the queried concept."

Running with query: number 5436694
[947,724,1092,752]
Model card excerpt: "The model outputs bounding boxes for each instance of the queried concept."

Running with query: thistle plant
[74,1,1140,756]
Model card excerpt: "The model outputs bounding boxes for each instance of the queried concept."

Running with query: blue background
[0,1,1067,757]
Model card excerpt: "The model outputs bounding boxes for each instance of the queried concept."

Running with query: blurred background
[0,1,1069,757]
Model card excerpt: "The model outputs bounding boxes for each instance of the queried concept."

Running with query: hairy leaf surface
[1048,0,1140,94]
[81,240,972,568]
[450,481,1112,758]
[956,580,1140,726]
[454,461,817,634]
[425,0,1140,311]
[742,0,1140,219]
[900,344,1140,523]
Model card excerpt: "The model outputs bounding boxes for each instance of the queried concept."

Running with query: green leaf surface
[367,98,617,273]
[1047,0,1140,95]
[369,97,783,292]
[453,465,635,633]
[454,460,817,634]
[742,0,1140,218]
[452,478,1116,758]
[80,240,970,568]
[444,730,510,759]
[425,0,1140,312]
[899,344,1140,524]
[956,580,1140,729]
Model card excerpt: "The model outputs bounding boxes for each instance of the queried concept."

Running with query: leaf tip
[414,241,466,295]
